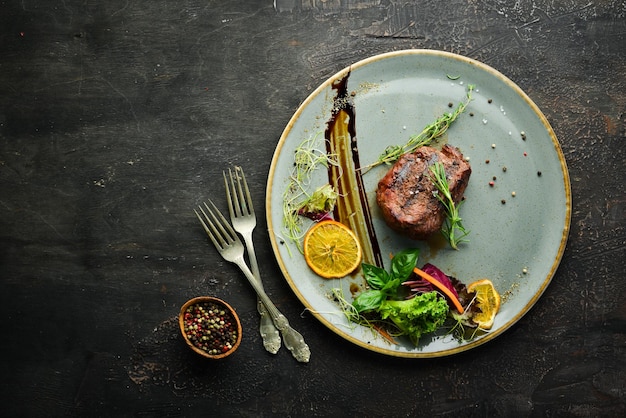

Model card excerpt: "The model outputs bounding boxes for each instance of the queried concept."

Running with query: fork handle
[235,258,311,363]
[257,300,281,354]
[241,235,282,354]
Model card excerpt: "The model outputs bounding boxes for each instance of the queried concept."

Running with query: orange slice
[467,279,501,329]
[303,220,362,279]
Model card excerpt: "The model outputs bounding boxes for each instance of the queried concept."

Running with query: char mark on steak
[375,144,471,240]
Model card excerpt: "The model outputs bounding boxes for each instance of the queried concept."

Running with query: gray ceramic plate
[266,50,571,357]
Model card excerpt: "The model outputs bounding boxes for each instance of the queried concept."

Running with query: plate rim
[265,49,572,358]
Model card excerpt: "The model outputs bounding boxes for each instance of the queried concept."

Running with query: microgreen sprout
[445,294,488,341]
[429,161,469,250]
[281,133,339,253]
[330,288,363,324]
[363,84,475,172]
[330,288,402,345]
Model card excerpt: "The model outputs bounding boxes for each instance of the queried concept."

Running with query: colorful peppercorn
[183,301,239,356]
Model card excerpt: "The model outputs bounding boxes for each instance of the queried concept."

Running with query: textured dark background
[1,0,624,416]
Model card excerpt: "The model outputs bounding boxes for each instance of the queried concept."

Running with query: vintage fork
[224,166,281,354]
[194,201,310,363]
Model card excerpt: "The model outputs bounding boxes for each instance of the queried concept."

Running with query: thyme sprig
[363,84,474,172]
[429,162,469,250]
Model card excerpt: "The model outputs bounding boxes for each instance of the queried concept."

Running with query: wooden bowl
[179,296,242,359]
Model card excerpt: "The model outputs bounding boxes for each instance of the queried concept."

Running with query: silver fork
[194,201,310,363]
[224,166,281,354]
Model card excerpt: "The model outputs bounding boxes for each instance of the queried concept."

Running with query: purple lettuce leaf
[421,263,460,300]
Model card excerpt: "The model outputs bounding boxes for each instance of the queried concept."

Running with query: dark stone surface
[1,0,624,416]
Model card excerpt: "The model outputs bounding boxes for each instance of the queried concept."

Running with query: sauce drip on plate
[325,71,383,268]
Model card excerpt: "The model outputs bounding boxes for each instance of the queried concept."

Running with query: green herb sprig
[363,84,474,172]
[429,162,469,250]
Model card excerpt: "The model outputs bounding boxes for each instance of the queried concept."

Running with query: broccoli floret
[378,292,449,345]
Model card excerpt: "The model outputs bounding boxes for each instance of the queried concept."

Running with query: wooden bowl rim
[178,296,243,359]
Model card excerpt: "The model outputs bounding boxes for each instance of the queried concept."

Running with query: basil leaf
[352,290,384,313]
[381,278,401,294]
[362,263,389,290]
[390,248,420,281]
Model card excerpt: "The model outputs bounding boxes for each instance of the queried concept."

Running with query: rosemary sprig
[429,161,469,250]
[363,84,474,172]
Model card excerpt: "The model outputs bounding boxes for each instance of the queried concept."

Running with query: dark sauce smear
[325,71,383,268]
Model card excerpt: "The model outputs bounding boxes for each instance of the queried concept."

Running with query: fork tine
[224,168,241,219]
[205,200,236,242]
[231,167,244,215]
[195,201,237,249]
[194,206,221,249]
[236,166,254,216]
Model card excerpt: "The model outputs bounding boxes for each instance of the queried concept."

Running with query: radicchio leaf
[421,263,459,300]
[402,263,463,311]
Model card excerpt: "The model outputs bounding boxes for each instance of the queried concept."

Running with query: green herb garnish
[429,161,469,250]
[330,249,496,345]
[363,84,474,172]
[447,305,483,342]
[281,133,338,254]
[352,248,419,312]
[296,183,338,220]
[333,249,450,345]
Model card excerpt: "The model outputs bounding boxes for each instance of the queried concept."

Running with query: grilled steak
[376,145,471,240]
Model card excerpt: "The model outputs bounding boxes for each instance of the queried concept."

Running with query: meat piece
[376,145,471,240]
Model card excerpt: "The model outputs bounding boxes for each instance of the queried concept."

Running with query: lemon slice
[303,220,362,279]
[467,279,501,329]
